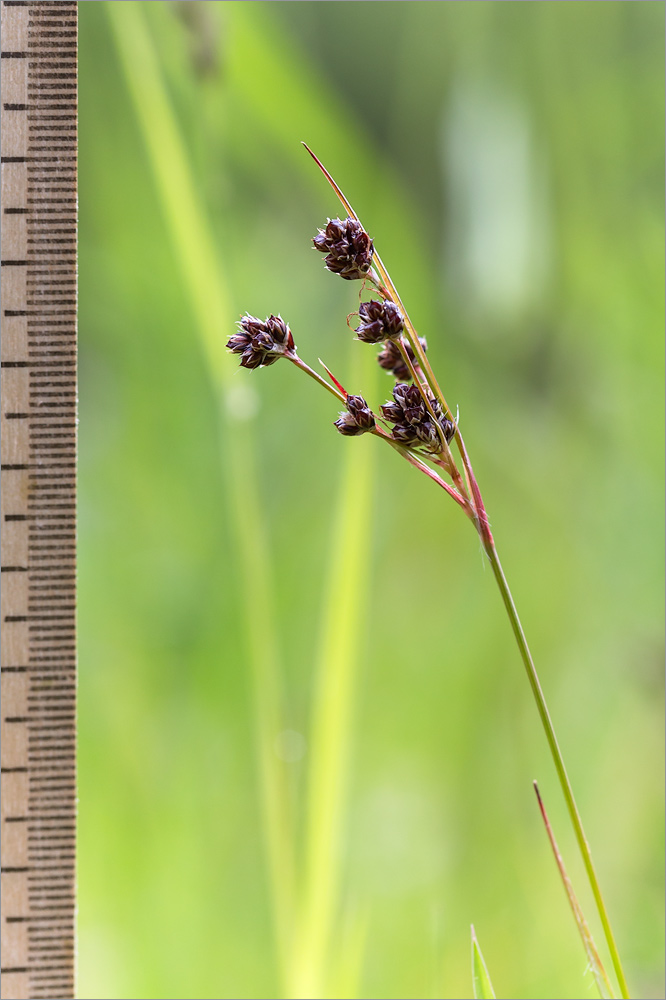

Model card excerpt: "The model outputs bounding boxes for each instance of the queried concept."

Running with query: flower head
[381,383,455,452]
[313,217,374,280]
[377,336,428,380]
[334,394,376,436]
[355,299,404,344]
[227,314,294,370]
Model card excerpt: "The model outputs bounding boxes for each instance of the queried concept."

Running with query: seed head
[334,394,376,436]
[377,336,428,380]
[355,299,404,344]
[313,217,374,281]
[227,314,295,370]
[381,382,455,452]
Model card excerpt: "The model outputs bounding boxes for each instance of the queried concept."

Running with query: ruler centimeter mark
[1,2,77,998]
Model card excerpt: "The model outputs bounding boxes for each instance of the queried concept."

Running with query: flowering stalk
[304,145,629,999]
[228,149,630,999]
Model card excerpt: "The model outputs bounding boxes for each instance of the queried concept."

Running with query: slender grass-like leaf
[106,3,295,986]
[534,782,614,999]
[471,925,497,1000]
[327,903,370,1000]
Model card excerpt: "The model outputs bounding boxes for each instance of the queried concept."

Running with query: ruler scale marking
[1,3,77,999]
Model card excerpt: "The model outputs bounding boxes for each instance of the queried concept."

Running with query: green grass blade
[471,925,497,1000]
[106,3,295,987]
[327,903,370,1000]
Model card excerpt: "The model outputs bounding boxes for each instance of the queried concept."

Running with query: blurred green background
[77,3,664,998]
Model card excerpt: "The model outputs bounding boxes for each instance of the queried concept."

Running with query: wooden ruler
[1,2,77,998]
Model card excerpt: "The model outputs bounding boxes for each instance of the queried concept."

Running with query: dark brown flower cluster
[354,299,404,344]
[226,314,294,370]
[377,336,428,380]
[313,217,374,280]
[381,383,455,452]
[334,394,376,436]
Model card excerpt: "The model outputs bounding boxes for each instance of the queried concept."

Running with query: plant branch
[288,352,346,403]
[289,349,469,514]
[387,440,472,513]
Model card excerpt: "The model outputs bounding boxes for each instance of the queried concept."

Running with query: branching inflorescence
[227,145,629,1000]
[227,162,485,528]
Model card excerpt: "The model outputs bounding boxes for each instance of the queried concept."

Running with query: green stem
[374,219,629,995]
[484,541,630,1000]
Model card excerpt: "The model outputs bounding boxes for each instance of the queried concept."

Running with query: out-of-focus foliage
[77,3,664,998]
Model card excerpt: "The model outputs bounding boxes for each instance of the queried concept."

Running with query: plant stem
[484,541,630,1000]
[371,205,628,995]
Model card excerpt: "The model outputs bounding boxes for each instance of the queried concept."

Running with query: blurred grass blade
[108,3,226,381]
[327,903,369,1000]
[291,355,375,999]
[471,925,497,1000]
[106,2,295,987]
[533,782,615,999]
